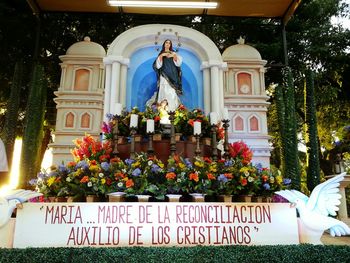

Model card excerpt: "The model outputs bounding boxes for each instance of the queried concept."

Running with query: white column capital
[103,56,130,66]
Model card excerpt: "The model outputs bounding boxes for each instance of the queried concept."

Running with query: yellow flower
[132,161,140,168]
[269,177,275,184]
[158,163,164,168]
[101,178,106,185]
[276,175,283,185]
[240,167,249,176]
[89,165,100,172]
[209,164,217,173]
[178,163,185,169]
[47,177,56,187]
[194,161,204,168]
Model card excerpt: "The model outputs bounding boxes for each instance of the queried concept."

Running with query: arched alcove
[104,24,225,116]
[74,68,91,91]
[64,112,75,128]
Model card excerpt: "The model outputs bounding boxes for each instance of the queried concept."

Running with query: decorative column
[103,62,112,121]
[119,60,129,106]
[201,62,211,113]
[110,61,121,114]
[210,64,220,114]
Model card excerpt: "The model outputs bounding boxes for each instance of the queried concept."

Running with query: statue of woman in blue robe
[147,39,183,111]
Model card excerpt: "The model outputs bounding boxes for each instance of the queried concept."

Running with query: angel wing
[306,173,345,216]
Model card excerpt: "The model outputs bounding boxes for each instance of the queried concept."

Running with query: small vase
[55,197,67,202]
[262,196,273,203]
[236,195,252,202]
[136,194,151,202]
[166,194,182,202]
[202,137,211,146]
[48,196,56,203]
[190,193,205,202]
[175,133,182,142]
[66,196,75,203]
[218,195,232,203]
[118,136,126,144]
[252,196,264,203]
[86,195,101,202]
[153,134,162,141]
[108,192,126,202]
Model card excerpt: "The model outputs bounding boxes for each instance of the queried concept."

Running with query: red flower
[188,119,194,127]
[154,116,161,122]
[203,157,212,163]
[106,178,112,186]
[240,177,247,186]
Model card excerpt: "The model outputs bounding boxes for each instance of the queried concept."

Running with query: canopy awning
[27,0,302,25]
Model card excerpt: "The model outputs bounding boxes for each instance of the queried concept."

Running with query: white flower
[99,173,104,178]
[244,171,249,177]
[66,177,71,182]
[177,178,182,183]
[117,182,123,187]
[87,182,93,187]
[148,160,153,166]
[248,176,254,182]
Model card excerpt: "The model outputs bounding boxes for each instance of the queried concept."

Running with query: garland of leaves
[305,69,320,190]
[2,60,23,170]
[20,64,47,188]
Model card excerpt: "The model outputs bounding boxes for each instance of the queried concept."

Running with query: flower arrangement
[228,141,253,165]
[121,153,166,199]
[31,126,287,201]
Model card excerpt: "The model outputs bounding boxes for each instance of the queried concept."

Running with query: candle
[210,112,218,125]
[222,108,229,120]
[146,119,154,133]
[130,114,138,128]
[194,121,201,135]
[115,103,122,116]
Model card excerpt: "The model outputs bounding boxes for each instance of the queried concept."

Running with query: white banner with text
[13,202,299,248]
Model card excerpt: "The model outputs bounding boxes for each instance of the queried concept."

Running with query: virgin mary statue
[146,39,183,111]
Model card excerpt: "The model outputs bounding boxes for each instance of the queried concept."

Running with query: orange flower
[262,175,268,182]
[80,176,89,183]
[67,161,76,167]
[188,119,194,127]
[189,173,199,182]
[173,154,181,164]
[126,179,134,188]
[178,104,186,110]
[166,172,176,180]
[110,157,121,164]
[90,160,97,165]
[115,172,125,179]
[207,173,215,180]
[240,177,247,186]
[224,173,233,179]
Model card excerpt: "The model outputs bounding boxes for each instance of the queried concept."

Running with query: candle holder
[147,132,154,155]
[130,127,137,159]
[222,119,230,160]
[195,133,202,157]
[210,124,218,161]
[168,111,176,156]
[111,114,120,158]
